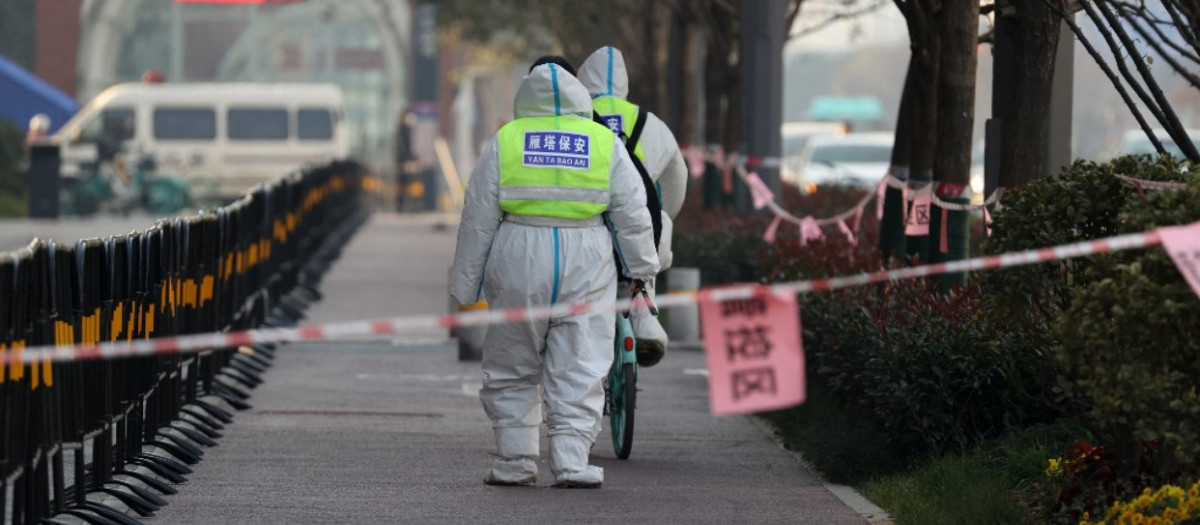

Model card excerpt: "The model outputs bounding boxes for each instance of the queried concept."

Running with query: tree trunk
[678,21,701,146]
[904,2,940,262]
[998,0,1060,188]
[701,9,733,209]
[929,0,978,289]
[640,0,663,113]
[723,58,742,154]
[880,58,916,263]
[666,5,687,133]
[702,26,727,146]
[664,3,703,147]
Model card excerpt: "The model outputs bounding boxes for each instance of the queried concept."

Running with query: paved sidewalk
[144,212,872,524]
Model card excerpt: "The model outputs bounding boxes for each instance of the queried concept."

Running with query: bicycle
[605,282,656,460]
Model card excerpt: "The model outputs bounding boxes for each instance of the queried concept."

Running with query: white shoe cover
[549,435,603,488]
[484,458,537,486]
[553,465,603,488]
[485,426,538,486]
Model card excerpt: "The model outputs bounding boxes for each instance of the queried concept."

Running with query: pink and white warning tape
[0,228,1165,366]
[1114,173,1191,191]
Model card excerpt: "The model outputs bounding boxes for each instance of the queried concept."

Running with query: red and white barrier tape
[738,164,1003,246]
[1113,172,1191,191]
[0,227,1169,367]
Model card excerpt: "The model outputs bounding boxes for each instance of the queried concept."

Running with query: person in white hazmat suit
[578,46,689,368]
[449,63,660,488]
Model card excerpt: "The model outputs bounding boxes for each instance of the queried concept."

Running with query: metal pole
[985,4,1013,198]
[171,1,184,82]
[1045,20,1074,177]
[739,0,786,208]
[413,1,440,212]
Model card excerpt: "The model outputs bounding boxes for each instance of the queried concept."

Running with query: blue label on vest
[523,131,590,170]
[600,114,623,134]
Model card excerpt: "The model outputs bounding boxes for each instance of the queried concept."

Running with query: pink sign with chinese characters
[1160,221,1200,299]
[905,191,932,236]
[698,288,806,416]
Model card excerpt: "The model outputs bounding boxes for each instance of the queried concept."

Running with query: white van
[55,82,349,199]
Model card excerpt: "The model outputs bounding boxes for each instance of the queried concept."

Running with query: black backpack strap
[626,106,648,155]
[623,106,659,246]
[594,109,662,276]
[629,152,662,249]
[593,111,610,131]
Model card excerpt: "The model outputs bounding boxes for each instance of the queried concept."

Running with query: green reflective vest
[497,115,615,220]
[593,95,646,162]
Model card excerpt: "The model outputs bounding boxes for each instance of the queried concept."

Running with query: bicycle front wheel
[610,362,636,459]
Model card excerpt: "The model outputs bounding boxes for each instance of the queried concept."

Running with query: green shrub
[984,155,1196,318]
[671,218,766,285]
[803,282,1061,456]
[1056,181,1200,476]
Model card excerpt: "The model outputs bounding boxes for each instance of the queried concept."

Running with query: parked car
[785,132,893,192]
[1120,128,1200,159]
[780,121,848,184]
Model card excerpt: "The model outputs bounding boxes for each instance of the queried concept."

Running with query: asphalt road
[58,212,875,524]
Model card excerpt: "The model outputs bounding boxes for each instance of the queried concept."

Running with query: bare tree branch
[1116,1,1200,69]
[1044,0,1167,156]
[1113,1,1200,66]
[1094,0,1200,161]
[1079,1,1169,132]
[786,0,804,32]
[1162,0,1200,57]
[788,1,889,40]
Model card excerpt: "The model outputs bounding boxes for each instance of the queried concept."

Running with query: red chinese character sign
[698,287,806,416]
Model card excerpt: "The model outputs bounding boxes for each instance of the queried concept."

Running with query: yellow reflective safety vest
[497,115,615,220]
[593,95,646,162]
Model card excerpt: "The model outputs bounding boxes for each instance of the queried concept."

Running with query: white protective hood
[449,63,660,305]
[578,46,689,271]
[578,46,630,100]
[514,63,594,119]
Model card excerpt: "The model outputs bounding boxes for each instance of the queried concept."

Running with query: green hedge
[802,281,1060,456]
[983,155,1194,318]
[675,157,1200,499]
[981,155,1200,474]
[1057,182,1200,476]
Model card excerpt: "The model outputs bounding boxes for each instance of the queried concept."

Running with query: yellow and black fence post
[0,160,370,525]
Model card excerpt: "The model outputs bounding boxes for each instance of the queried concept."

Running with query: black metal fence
[0,161,369,525]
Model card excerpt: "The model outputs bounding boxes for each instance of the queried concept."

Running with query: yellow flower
[1046,458,1062,477]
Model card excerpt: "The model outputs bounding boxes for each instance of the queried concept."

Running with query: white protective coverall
[578,46,689,358]
[449,64,660,487]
